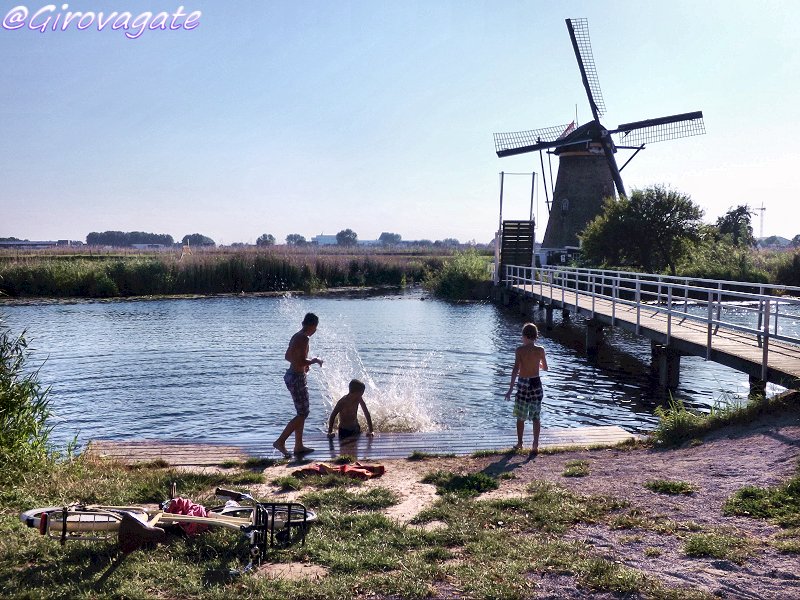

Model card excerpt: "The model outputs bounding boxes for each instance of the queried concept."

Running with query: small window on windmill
[561,197,569,214]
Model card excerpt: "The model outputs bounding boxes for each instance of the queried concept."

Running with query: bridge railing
[503,264,800,380]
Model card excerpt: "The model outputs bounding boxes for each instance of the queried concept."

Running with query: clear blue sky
[2,0,798,245]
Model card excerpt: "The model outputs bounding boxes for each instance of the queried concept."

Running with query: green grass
[408,450,456,460]
[684,531,752,563]
[644,479,697,495]
[2,452,725,600]
[650,392,798,447]
[563,460,591,477]
[272,475,304,491]
[421,471,499,498]
[771,529,800,554]
[609,508,701,535]
[724,474,800,527]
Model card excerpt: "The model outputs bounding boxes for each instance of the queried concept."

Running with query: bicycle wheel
[20,506,148,540]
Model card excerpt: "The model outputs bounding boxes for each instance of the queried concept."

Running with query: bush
[773,251,800,287]
[677,240,769,283]
[0,324,52,476]
[423,249,491,300]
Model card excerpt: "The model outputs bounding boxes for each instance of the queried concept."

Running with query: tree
[86,231,174,246]
[336,229,358,246]
[379,232,402,245]
[285,234,306,246]
[716,205,755,247]
[181,233,215,247]
[256,233,275,247]
[580,185,704,274]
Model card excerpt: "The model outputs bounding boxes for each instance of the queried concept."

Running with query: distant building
[0,240,83,249]
[311,234,337,246]
[131,243,168,250]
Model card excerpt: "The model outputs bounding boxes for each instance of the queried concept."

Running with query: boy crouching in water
[505,323,548,456]
[327,379,375,438]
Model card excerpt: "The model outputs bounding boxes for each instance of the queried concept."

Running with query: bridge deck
[86,426,636,466]
[513,283,800,386]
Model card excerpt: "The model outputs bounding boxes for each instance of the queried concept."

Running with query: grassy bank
[0,248,447,298]
[1,454,716,600]
[649,390,799,447]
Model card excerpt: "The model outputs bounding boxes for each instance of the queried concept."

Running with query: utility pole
[757,202,766,239]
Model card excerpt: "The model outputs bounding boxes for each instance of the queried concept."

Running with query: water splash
[278,295,441,432]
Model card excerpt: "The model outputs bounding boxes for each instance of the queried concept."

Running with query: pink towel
[166,497,209,536]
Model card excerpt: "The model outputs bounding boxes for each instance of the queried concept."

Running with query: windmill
[494,18,705,261]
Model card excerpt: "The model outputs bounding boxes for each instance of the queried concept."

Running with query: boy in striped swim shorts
[505,322,549,456]
[273,312,323,458]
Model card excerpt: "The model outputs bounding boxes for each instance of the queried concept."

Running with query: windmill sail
[494,123,580,157]
[613,111,705,146]
[566,18,605,119]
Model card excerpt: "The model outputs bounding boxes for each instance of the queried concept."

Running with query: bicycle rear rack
[245,502,311,564]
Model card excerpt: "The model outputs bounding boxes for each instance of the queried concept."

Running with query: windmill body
[494,18,705,265]
[542,123,615,249]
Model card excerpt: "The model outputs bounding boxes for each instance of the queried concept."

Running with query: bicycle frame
[21,488,316,564]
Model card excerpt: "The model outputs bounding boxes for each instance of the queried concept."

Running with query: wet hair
[302,312,319,327]
[349,379,366,394]
[522,323,538,340]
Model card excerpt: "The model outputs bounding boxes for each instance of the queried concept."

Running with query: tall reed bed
[0,250,444,298]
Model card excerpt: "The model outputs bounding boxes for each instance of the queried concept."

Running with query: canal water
[1,289,784,450]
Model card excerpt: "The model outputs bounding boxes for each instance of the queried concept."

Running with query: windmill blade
[612,111,705,146]
[566,18,606,120]
[494,122,580,157]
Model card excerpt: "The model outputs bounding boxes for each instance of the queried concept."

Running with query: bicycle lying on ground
[20,487,317,569]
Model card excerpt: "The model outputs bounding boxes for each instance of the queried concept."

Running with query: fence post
[667,285,672,344]
[612,276,617,326]
[762,299,770,381]
[636,279,641,335]
[706,291,713,360]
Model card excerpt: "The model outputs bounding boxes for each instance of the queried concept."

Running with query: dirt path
[259,407,800,598]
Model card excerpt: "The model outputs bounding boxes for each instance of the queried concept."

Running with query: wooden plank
[85,426,639,466]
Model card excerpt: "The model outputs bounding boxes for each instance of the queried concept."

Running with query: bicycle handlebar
[215,488,251,502]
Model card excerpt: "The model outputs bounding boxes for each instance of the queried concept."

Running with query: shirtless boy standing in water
[273,312,323,457]
[505,322,548,456]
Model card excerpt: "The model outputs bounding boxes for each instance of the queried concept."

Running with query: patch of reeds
[0,324,52,476]
[423,248,492,300]
[0,249,445,298]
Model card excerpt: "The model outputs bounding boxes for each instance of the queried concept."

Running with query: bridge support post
[748,375,767,400]
[586,319,604,355]
[562,309,571,322]
[651,342,681,389]
[545,305,554,330]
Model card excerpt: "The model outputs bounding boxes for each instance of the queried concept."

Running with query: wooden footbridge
[497,265,800,390]
[86,426,637,466]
